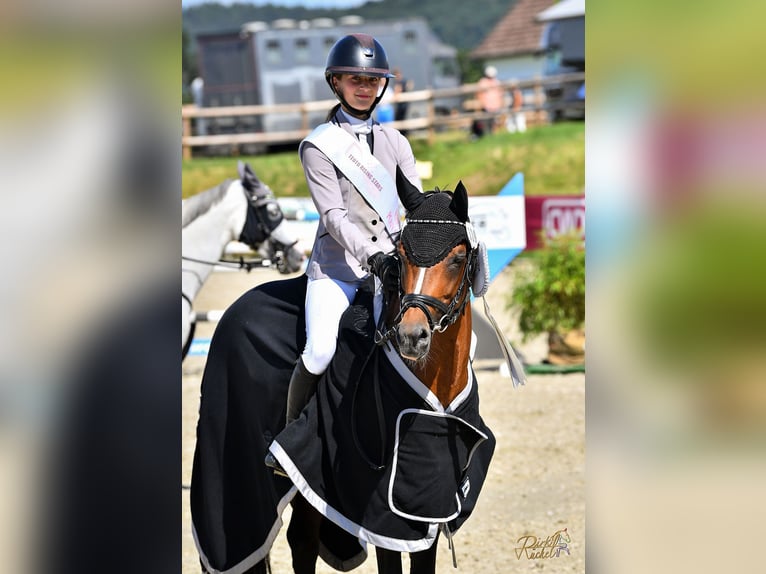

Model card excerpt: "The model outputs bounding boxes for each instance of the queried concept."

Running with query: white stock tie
[351,122,373,154]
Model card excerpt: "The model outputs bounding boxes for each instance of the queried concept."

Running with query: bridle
[398,250,474,331]
[375,236,477,346]
[240,184,284,246]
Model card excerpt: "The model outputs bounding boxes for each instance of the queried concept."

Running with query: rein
[181,255,273,273]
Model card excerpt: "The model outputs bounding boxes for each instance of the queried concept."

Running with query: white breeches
[301,276,363,375]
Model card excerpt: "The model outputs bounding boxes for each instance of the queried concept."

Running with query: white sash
[301,123,401,234]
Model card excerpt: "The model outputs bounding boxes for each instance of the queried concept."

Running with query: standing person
[376,71,395,124]
[393,68,410,122]
[471,65,504,138]
[507,83,526,133]
[266,34,424,472]
[190,76,207,136]
[392,67,412,137]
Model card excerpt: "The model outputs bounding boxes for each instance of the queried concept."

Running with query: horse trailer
[195,16,461,140]
[538,0,585,122]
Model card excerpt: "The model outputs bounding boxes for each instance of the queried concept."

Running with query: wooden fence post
[183,117,192,160]
[427,91,435,145]
[182,104,195,160]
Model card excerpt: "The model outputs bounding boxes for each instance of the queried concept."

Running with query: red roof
[471,0,557,59]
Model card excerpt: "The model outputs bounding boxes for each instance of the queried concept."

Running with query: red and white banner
[524,195,585,250]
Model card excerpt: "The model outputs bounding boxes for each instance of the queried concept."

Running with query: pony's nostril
[396,323,431,358]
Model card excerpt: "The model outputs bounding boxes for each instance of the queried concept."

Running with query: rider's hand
[367,252,400,294]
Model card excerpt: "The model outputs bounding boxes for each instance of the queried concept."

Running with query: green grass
[182,121,584,199]
[182,152,306,199]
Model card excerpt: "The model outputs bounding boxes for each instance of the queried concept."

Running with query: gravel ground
[182,263,585,573]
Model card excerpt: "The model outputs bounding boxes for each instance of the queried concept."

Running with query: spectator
[190,77,207,136]
[393,68,411,123]
[507,84,526,133]
[472,65,504,138]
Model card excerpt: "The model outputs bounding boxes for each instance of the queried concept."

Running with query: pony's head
[391,172,480,363]
[237,161,304,273]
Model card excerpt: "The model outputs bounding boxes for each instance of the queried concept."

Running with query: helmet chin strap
[335,78,390,120]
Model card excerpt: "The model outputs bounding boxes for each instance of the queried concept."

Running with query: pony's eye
[447,253,466,271]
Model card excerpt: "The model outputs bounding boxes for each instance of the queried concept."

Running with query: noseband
[399,253,473,332]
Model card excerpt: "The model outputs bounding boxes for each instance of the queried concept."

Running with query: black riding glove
[367,252,400,297]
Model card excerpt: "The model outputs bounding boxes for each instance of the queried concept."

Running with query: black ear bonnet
[401,190,477,267]
[237,161,284,246]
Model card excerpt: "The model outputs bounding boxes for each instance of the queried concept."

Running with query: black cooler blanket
[191,276,495,573]
[191,276,305,573]
[271,281,495,563]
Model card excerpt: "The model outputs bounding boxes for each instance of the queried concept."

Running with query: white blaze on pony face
[413,268,427,294]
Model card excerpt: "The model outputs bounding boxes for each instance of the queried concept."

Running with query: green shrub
[507,234,585,341]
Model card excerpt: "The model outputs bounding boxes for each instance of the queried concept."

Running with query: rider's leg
[285,357,321,424]
[266,277,360,474]
[285,276,361,424]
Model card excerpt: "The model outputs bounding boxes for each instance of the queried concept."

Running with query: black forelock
[401,191,469,267]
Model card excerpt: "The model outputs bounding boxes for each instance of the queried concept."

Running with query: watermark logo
[514,528,571,560]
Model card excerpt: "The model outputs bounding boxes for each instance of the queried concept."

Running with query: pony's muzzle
[396,310,432,361]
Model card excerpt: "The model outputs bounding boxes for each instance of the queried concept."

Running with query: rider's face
[333,74,382,112]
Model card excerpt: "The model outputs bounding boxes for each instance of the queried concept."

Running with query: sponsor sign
[525,195,585,250]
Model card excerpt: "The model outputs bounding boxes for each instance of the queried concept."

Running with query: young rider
[266,34,424,472]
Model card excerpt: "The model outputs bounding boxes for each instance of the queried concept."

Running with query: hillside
[182,0,518,55]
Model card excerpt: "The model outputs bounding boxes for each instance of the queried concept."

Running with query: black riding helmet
[325,33,395,120]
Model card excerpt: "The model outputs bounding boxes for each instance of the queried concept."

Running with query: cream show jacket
[300,118,423,282]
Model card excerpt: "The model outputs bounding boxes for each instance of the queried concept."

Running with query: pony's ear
[239,162,262,192]
[449,181,469,222]
[396,165,425,213]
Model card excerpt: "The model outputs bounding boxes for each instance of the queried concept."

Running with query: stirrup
[264,451,288,478]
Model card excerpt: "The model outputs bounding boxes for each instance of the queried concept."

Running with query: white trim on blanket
[192,485,297,574]
[269,441,440,554]
[382,342,443,412]
[382,342,475,415]
[446,367,476,415]
[318,538,368,572]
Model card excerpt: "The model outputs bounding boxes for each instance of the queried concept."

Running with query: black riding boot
[285,358,321,425]
[265,358,321,476]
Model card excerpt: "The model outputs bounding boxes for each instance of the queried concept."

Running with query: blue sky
[182,0,369,8]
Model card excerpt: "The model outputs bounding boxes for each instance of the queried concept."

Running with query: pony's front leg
[286,495,322,574]
[409,538,438,574]
[375,547,403,574]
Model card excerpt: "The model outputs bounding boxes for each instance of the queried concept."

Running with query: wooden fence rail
[182,72,584,159]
